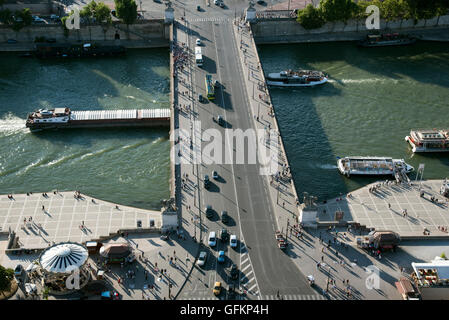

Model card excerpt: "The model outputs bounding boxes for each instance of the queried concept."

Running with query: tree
[319,0,358,23]
[0,8,13,24]
[115,0,137,39]
[0,265,14,292]
[10,8,32,34]
[296,4,326,30]
[95,2,112,40]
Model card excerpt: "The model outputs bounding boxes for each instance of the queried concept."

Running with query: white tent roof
[39,242,88,274]
[412,260,449,280]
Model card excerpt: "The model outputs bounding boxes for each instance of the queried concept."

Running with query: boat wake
[317,164,338,170]
[327,78,400,85]
[0,114,28,137]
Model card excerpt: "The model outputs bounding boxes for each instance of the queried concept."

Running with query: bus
[205,74,215,100]
[195,46,203,67]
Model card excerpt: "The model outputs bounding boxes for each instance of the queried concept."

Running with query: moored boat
[405,129,449,153]
[337,156,413,177]
[266,69,328,87]
[358,33,416,47]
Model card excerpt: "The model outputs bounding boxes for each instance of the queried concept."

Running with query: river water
[1,41,448,209]
[0,49,171,209]
[259,41,449,201]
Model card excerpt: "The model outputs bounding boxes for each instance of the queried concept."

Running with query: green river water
[0,41,448,209]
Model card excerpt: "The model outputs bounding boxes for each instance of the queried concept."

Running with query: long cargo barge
[34,43,126,59]
[26,108,170,131]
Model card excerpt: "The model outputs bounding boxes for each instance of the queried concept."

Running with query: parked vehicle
[196,38,202,46]
[212,170,219,180]
[276,231,287,250]
[101,291,120,300]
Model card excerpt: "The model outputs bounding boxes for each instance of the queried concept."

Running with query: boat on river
[266,69,328,87]
[34,43,126,59]
[358,33,416,47]
[337,156,413,178]
[405,129,449,153]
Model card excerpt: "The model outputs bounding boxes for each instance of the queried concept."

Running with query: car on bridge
[204,174,210,189]
[221,210,229,224]
[230,234,238,248]
[218,250,225,263]
[197,251,207,267]
[229,263,239,280]
[208,231,217,247]
[205,205,213,218]
[220,228,229,242]
[213,281,222,296]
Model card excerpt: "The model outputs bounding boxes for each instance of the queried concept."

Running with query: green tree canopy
[319,0,357,22]
[115,0,137,26]
[0,265,14,291]
[0,8,13,24]
[297,4,326,30]
[11,8,32,32]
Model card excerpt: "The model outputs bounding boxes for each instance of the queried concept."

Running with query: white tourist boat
[266,69,328,87]
[337,156,414,177]
[405,129,449,153]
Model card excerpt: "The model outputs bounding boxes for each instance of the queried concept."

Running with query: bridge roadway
[173,16,314,299]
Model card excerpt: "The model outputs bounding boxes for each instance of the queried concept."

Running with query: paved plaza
[0,191,162,249]
[318,180,449,237]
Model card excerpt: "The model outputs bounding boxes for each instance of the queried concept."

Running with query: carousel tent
[99,243,131,259]
[39,242,89,274]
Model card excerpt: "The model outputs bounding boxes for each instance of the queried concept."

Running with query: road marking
[240,263,251,273]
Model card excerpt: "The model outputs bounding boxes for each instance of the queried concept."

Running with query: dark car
[14,264,23,277]
[204,174,210,188]
[257,0,265,4]
[205,205,213,218]
[220,228,229,241]
[221,210,229,224]
[197,5,201,11]
[219,2,225,8]
[217,115,224,126]
[227,284,236,299]
[198,94,204,102]
[229,264,238,280]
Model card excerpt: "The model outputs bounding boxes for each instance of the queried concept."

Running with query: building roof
[39,242,88,274]
[99,243,131,258]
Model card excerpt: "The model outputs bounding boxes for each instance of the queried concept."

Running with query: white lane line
[240,264,251,273]
[248,283,258,292]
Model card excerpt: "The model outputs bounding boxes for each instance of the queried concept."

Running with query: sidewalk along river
[0,48,171,210]
[258,40,449,202]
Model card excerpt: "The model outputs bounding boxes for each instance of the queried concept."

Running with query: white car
[196,38,202,46]
[208,231,217,247]
[197,251,207,267]
[230,234,238,248]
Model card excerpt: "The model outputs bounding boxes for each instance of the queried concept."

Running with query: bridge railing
[255,10,297,20]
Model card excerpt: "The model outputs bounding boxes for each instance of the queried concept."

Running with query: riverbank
[254,26,449,44]
[0,39,169,52]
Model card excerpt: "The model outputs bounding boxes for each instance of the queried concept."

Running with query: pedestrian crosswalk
[186,17,232,23]
[239,242,260,298]
[262,294,327,300]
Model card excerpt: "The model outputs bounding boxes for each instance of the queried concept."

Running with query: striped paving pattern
[186,17,231,23]
[70,108,170,121]
[239,242,260,298]
[262,294,326,300]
